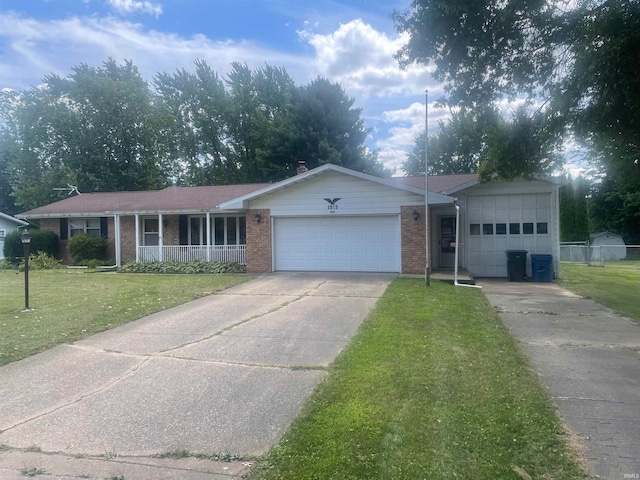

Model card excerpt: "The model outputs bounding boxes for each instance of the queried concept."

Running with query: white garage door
[466,194,552,277]
[274,216,400,272]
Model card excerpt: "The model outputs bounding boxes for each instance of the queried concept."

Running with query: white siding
[249,171,425,215]
[465,191,557,277]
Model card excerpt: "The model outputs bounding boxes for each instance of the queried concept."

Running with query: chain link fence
[560,242,640,267]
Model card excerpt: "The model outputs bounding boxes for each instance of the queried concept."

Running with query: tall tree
[394,0,640,235]
[292,77,387,176]
[404,109,486,175]
[155,60,234,185]
[2,59,177,210]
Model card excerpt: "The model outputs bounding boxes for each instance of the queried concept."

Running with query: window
[0,229,5,241]
[509,223,520,235]
[470,224,480,235]
[70,218,101,237]
[190,217,202,245]
[144,218,159,246]
[523,222,534,234]
[537,222,548,234]
[483,223,494,235]
[191,216,246,246]
[496,223,507,235]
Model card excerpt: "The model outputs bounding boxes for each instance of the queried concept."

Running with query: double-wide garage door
[274,216,399,272]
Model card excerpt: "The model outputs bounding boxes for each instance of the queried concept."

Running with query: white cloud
[300,18,437,99]
[0,12,310,91]
[107,0,163,17]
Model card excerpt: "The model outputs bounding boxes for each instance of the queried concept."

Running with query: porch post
[206,212,211,262]
[114,214,121,267]
[158,213,163,262]
[135,214,140,263]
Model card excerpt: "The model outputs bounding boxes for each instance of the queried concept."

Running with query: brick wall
[119,216,137,264]
[39,217,118,264]
[246,209,272,273]
[401,205,431,274]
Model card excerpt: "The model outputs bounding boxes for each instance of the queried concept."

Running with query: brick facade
[401,205,431,275]
[245,209,272,273]
[119,216,137,264]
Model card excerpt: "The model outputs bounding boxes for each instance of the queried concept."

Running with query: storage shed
[590,231,626,261]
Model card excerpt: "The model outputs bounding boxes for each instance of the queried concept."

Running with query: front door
[439,216,456,269]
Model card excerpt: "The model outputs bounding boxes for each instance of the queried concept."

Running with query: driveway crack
[157,286,322,355]
[0,357,151,433]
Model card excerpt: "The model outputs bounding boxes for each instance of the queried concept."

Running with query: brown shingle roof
[20,184,270,218]
[20,172,478,219]
[392,174,478,194]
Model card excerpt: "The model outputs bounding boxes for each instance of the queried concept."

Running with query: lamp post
[21,231,31,310]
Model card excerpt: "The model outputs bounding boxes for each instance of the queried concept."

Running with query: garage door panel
[467,193,552,277]
[274,216,399,272]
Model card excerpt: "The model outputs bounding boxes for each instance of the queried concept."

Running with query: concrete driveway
[481,280,640,480]
[0,272,394,480]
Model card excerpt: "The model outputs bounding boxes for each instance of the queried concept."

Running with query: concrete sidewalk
[481,280,640,480]
[0,272,393,480]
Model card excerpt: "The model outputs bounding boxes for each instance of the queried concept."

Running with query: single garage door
[274,216,400,272]
[466,193,552,277]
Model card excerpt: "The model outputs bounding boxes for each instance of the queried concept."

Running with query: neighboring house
[19,164,562,278]
[0,212,28,258]
[590,231,626,261]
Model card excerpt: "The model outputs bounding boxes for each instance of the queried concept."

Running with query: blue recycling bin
[530,254,553,282]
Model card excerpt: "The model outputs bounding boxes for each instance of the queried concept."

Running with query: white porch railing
[138,245,246,264]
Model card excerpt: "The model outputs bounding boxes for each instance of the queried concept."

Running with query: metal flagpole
[425,90,430,286]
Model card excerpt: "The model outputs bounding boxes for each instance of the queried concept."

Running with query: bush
[2,229,59,260]
[28,252,64,270]
[67,233,107,264]
[119,261,246,274]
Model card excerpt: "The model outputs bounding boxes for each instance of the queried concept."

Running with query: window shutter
[179,215,188,245]
[100,217,108,239]
[60,218,68,240]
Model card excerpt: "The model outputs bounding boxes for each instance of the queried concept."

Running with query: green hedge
[119,261,246,274]
[2,230,59,261]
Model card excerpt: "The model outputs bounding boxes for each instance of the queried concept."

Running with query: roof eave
[219,164,436,209]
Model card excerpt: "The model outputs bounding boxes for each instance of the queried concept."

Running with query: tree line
[0,59,387,213]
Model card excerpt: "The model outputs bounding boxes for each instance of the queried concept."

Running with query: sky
[0,0,454,175]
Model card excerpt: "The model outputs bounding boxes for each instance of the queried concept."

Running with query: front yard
[0,269,249,366]
[1,271,590,478]
[251,278,588,479]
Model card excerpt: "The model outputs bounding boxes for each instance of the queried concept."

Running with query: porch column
[206,212,211,262]
[158,213,163,262]
[135,214,140,263]
[114,214,121,267]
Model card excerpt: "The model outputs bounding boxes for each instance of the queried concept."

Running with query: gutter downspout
[454,201,482,289]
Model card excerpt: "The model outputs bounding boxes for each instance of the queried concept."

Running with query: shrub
[28,252,64,270]
[67,233,107,264]
[2,229,59,261]
[119,261,246,274]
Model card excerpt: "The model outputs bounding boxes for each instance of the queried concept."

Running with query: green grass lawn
[251,278,587,480]
[0,269,250,366]
[558,262,640,323]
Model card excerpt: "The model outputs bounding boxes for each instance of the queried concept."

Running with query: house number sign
[324,198,341,213]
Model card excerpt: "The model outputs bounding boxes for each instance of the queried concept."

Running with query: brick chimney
[296,160,309,175]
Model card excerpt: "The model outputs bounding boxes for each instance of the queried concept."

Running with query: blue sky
[0,0,451,174]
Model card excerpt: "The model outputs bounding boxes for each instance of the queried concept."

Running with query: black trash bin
[530,254,553,282]
[506,250,527,281]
